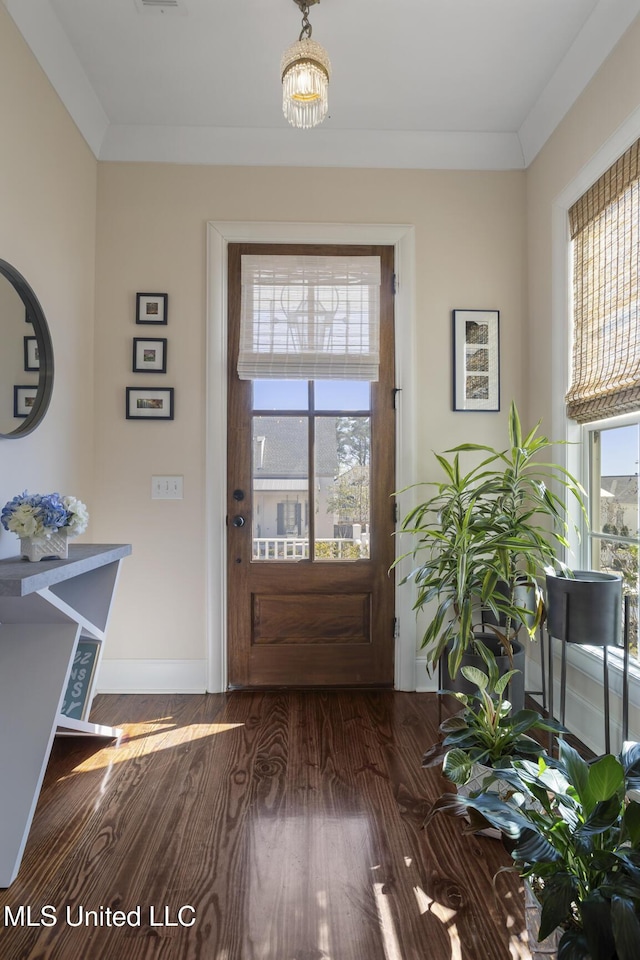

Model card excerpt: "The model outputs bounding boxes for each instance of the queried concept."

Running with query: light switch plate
[151,475,184,500]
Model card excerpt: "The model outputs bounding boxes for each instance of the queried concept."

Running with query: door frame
[206,221,417,693]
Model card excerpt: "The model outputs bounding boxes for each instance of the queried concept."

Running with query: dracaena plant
[393,400,585,679]
[425,740,640,960]
[422,659,564,785]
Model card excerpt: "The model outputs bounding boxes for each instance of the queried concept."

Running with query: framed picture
[136,292,168,325]
[452,309,500,412]
[132,337,167,373]
[24,336,40,371]
[14,385,38,418]
[126,386,174,420]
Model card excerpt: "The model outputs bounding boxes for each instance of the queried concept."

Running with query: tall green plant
[394,401,586,678]
[455,401,587,640]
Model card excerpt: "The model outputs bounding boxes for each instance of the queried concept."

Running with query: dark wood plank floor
[0,692,530,960]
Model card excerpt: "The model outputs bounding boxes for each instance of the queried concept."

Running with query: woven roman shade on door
[566,139,640,423]
[238,254,381,381]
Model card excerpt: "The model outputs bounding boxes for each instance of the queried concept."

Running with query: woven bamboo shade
[566,138,640,423]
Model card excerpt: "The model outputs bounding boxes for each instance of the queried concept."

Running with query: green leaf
[460,665,488,690]
[557,929,591,960]
[589,754,625,802]
[442,748,474,785]
[611,896,640,960]
[623,801,640,848]
[560,740,592,809]
[494,669,520,696]
[439,715,468,734]
[622,741,640,793]
[578,795,623,837]
[580,892,617,960]
[513,828,562,865]
[538,874,576,941]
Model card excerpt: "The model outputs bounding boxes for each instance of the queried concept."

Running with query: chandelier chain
[298,3,313,41]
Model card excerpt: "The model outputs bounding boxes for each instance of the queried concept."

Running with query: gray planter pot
[442,633,525,714]
[546,570,622,646]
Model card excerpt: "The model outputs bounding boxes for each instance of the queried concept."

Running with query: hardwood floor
[0,692,528,959]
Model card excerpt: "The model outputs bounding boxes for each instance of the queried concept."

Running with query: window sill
[559,641,640,711]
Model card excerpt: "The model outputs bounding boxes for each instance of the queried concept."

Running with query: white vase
[20,529,69,562]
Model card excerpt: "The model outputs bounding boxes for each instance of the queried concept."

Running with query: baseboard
[415,658,438,693]
[97,659,208,694]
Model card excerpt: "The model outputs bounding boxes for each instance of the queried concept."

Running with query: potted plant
[422,658,565,792]
[394,401,585,689]
[426,740,640,959]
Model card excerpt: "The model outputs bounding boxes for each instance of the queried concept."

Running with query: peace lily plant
[426,741,640,960]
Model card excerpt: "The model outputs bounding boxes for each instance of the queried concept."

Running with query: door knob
[232,515,246,527]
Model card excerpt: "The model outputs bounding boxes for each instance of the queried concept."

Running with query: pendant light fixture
[281,0,331,129]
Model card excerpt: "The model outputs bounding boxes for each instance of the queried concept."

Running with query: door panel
[227,243,395,687]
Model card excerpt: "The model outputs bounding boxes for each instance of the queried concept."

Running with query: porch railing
[252,537,369,560]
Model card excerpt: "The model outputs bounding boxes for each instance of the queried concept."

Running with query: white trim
[518,0,640,167]
[206,221,417,693]
[5,0,109,158]
[97,659,207,694]
[415,659,438,694]
[99,126,524,170]
[549,108,640,750]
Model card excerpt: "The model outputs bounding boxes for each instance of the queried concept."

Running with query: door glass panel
[252,416,309,560]
[252,380,309,411]
[315,416,371,561]
[314,380,370,411]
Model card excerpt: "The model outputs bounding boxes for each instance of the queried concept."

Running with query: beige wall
[526,15,640,431]
[94,163,527,669]
[0,6,97,559]
[526,16,640,752]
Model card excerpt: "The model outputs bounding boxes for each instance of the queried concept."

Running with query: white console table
[0,543,131,887]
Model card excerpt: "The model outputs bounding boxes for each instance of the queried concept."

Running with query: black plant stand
[547,592,631,755]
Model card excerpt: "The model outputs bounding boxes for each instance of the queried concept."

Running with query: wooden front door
[227,243,396,687]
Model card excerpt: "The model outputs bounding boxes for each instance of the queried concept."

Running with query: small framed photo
[14,385,38,418]
[24,336,40,371]
[452,309,500,412]
[132,337,167,373]
[126,387,174,420]
[136,293,168,325]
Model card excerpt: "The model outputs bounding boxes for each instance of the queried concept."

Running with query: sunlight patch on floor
[413,886,461,960]
[69,722,245,773]
[373,882,403,960]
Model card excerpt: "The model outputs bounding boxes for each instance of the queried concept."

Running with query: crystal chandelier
[281,0,331,129]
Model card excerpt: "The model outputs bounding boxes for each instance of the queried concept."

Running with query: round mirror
[0,259,54,439]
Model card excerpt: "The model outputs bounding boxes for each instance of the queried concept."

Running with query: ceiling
[5,0,640,169]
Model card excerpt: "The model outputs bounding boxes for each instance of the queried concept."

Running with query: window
[584,416,639,659]
[568,139,640,661]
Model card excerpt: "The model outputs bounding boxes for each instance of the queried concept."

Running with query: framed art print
[24,336,40,371]
[132,337,167,373]
[126,387,174,420]
[136,292,168,325]
[452,309,500,412]
[14,385,38,418]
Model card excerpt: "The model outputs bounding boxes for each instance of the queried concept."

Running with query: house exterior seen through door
[227,244,396,687]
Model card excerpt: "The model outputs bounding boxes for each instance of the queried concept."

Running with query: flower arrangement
[1,492,89,540]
